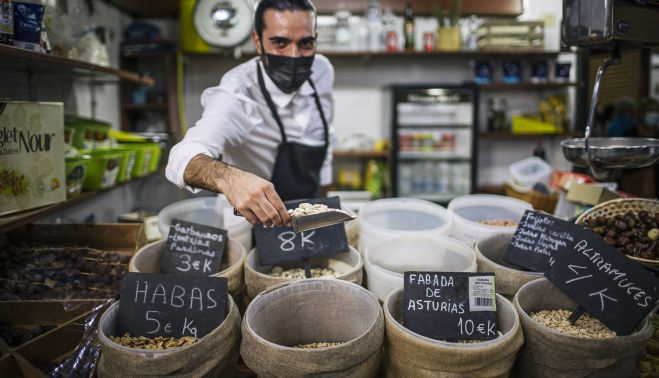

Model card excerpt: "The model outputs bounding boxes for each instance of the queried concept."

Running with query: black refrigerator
[391,84,478,202]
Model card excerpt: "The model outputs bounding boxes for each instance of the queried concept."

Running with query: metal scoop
[233,207,356,232]
[291,208,356,233]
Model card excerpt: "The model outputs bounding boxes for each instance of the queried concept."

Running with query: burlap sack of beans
[97,295,241,377]
[475,233,543,297]
[384,289,523,378]
[241,279,384,377]
[243,246,363,301]
[129,239,246,303]
[513,278,653,377]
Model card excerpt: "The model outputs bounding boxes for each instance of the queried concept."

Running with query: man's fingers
[238,208,259,225]
[265,188,290,226]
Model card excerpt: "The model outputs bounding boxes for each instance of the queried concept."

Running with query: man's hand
[183,154,290,227]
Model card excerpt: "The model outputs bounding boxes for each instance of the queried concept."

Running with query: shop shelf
[404,193,463,202]
[122,103,169,111]
[0,45,154,86]
[397,123,472,128]
[333,150,390,159]
[398,151,471,160]
[478,82,582,90]
[0,173,157,234]
[479,131,571,139]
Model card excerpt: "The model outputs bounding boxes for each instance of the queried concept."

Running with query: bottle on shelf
[365,0,383,52]
[533,141,547,161]
[404,1,415,50]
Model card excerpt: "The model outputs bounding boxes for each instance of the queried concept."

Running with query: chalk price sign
[118,272,228,339]
[545,228,659,335]
[161,219,227,276]
[254,196,349,266]
[403,272,498,341]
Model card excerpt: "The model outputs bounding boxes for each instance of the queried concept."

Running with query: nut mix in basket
[582,210,659,261]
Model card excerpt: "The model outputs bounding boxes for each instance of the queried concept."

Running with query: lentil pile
[478,219,518,227]
[531,310,616,338]
[582,210,659,261]
[269,266,337,279]
[288,203,333,217]
[0,244,129,300]
[109,333,198,350]
[294,342,344,349]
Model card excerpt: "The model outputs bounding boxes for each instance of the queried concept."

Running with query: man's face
[252,9,316,58]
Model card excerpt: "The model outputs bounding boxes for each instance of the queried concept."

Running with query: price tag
[545,229,659,335]
[254,196,349,266]
[504,210,583,272]
[403,272,498,341]
[118,272,228,339]
[161,219,227,276]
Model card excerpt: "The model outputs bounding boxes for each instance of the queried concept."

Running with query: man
[166,0,334,228]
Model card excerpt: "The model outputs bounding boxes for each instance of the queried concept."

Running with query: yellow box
[0,102,66,216]
[511,115,563,134]
[566,183,621,206]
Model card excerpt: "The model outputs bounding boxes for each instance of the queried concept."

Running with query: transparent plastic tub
[448,195,532,245]
[359,198,452,252]
[364,234,476,301]
[158,195,253,251]
[509,156,552,188]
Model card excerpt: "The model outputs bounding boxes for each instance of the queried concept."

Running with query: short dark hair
[254,0,316,38]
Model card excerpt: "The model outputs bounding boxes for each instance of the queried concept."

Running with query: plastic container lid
[158,195,253,251]
[364,234,477,301]
[509,156,551,188]
[447,194,532,244]
[359,198,452,252]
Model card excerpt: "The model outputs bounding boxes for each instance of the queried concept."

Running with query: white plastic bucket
[158,195,253,251]
[359,198,452,253]
[364,234,477,301]
[509,156,551,188]
[448,195,532,245]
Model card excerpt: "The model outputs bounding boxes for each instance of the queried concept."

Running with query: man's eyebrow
[298,36,316,43]
[269,36,291,42]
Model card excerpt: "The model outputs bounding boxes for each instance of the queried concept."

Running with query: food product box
[566,182,622,206]
[1,224,147,302]
[0,101,66,216]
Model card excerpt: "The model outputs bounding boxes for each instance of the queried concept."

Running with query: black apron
[256,61,329,201]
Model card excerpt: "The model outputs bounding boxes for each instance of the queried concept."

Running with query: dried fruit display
[582,211,659,261]
[0,324,55,347]
[294,342,344,349]
[478,219,518,227]
[287,203,333,217]
[0,244,130,300]
[109,333,198,350]
[268,267,338,279]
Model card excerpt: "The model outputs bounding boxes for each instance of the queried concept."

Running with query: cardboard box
[2,224,146,302]
[566,183,622,206]
[0,102,66,216]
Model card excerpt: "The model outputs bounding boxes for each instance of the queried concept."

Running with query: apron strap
[255,60,329,147]
[307,78,330,147]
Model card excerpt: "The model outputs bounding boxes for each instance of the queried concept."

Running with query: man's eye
[272,40,287,47]
[300,40,315,50]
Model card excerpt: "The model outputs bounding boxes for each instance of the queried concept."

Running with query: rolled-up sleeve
[166,84,257,192]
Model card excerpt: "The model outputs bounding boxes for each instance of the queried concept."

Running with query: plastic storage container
[112,147,137,183]
[158,196,253,252]
[364,234,477,301]
[448,194,532,244]
[509,156,552,188]
[80,151,122,190]
[359,198,452,252]
[126,144,153,178]
[64,157,86,198]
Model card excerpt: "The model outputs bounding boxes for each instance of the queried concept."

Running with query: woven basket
[576,198,659,265]
[504,181,559,214]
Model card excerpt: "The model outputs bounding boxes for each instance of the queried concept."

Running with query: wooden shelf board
[0,45,154,86]
[478,82,581,90]
[477,185,506,195]
[0,174,156,234]
[479,132,570,139]
[333,150,390,159]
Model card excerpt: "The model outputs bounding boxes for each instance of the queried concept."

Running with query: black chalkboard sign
[504,210,583,272]
[254,196,349,266]
[403,272,498,341]
[118,273,228,339]
[545,229,659,335]
[161,219,228,276]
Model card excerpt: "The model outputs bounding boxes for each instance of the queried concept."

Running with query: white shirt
[166,55,335,193]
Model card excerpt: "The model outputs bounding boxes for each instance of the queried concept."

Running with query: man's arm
[183,154,290,227]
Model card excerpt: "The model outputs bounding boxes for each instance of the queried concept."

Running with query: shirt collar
[258,60,314,108]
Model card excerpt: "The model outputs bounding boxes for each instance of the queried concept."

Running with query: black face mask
[262,52,314,94]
